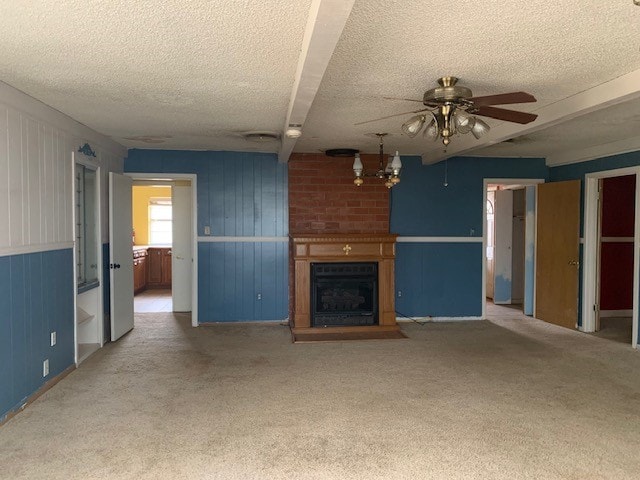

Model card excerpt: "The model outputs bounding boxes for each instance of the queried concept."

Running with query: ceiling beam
[278,0,356,163]
[420,68,640,165]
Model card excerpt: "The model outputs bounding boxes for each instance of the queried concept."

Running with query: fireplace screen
[311,262,378,327]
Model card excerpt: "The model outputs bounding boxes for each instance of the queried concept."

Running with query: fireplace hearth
[311,262,378,327]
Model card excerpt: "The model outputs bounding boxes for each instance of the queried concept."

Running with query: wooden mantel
[290,233,399,331]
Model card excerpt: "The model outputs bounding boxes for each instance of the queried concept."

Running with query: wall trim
[0,242,74,258]
[599,309,633,318]
[198,236,289,243]
[0,364,76,426]
[397,316,483,322]
[601,237,634,243]
[199,320,287,325]
[396,236,482,243]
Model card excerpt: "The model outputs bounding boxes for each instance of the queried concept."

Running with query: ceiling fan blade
[470,91,536,106]
[382,96,423,103]
[354,108,429,126]
[474,106,538,124]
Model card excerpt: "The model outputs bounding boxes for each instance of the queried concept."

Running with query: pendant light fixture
[352,133,401,188]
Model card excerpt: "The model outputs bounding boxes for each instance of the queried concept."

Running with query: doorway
[132,183,173,313]
[123,173,198,327]
[583,168,639,347]
[483,179,544,319]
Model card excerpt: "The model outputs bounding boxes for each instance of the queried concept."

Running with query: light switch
[204,226,211,235]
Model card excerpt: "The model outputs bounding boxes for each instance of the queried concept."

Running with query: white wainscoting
[0,83,126,254]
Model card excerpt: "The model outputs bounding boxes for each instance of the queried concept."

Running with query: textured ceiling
[0,0,640,163]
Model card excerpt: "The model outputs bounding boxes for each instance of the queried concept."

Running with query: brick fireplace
[288,153,398,333]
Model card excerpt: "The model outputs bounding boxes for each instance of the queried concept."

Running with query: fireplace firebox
[311,262,378,327]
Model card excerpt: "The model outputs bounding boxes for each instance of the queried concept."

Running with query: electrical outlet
[257,293,262,300]
[397,290,402,297]
[43,359,49,377]
[204,226,211,235]
[50,331,56,346]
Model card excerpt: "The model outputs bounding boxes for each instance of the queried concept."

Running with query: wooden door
[535,180,581,329]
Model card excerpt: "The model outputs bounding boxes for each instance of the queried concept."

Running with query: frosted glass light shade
[352,153,363,175]
[391,151,401,170]
[401,115,426,138]
[454,111,476,134]
[471,118,490,139]
[423,118,439,141]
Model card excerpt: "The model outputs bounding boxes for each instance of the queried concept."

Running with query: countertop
[133,245,171,250]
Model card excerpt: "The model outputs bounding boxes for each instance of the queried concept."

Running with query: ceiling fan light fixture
[423,118,439,142]
[471,118,491,139]
[401,115,426,138]
[454,111,476,134]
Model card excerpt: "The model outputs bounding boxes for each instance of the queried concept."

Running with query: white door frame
[483,178,545,319]
[126,173,199,327]
[582,166,640,348]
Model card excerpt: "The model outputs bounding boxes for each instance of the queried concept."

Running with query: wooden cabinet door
[162,249,172,285]
[133,260,138,291]
[148,249,163,284]
[139,255,147,290]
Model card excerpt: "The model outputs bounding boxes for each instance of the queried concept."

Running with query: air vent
[325,148,359,157]
[243,131,280,142]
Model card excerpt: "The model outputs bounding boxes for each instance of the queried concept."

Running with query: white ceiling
[1,0,640,165]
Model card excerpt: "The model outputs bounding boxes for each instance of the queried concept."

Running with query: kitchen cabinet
[133,248,148,294]
[148,247,172,287]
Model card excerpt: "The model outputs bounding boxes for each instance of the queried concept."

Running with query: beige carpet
[1,309,640,479]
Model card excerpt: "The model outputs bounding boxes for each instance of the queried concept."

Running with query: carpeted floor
[1,308,640,479]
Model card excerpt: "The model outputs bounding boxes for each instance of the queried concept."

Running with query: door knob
[109,263,121,269]
[568,260,579,266]
[175,255,184,259]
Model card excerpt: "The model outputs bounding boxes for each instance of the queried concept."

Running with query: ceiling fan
[356,76,538,146]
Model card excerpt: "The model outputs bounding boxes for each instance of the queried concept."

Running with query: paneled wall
[125,150,288,322]
[0,250,74,418]
[391,156,547,318]
[0,81,126,421]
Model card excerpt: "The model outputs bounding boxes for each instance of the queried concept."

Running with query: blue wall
[391,156,548,318]
[125,150,289,322]
[0,249,74,421]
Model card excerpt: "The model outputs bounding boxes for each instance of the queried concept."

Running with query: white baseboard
[599,309,633,318]
[397,316,483,323]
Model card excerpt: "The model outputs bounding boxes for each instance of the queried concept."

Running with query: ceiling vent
[243,131,280,142]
